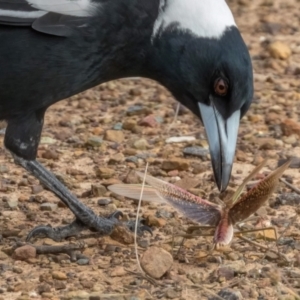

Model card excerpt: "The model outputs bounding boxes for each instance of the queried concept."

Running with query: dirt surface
[1,0,300,299]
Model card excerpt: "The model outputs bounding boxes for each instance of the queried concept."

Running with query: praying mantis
[108,159,291,247]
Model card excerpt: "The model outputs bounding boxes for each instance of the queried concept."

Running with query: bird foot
[26,210,152,242]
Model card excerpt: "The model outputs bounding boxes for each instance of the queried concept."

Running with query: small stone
[257,138,276,150]
[126,105,149,116]
[110,225,134,244]
[162,158,189,171]
[138,239,150,248]
[86,136,103,147]
[104,130,124,143]
[139,115,158,127]
[13,267,23,274]
[165,288,178,299]
[110,266,127,277]
[77,258,90,265]
[217,266,235,281]
[141,246,173,279]
[108,153,124,164]
[281,119,300,136]
[40,203,58,211]
[42,149,59,160]
[40,136,57,145]
[268,41,291,60]
[95,167,115,179]
[54,280,66,290]
[0,165,9,174]
[13,245,36,261]
[7,199,18,209]
[80,280,94,289]
[91,184,107,197]
[225,260,246,274]
[146,215,166,227]
[63,291,89,300]
[183,146,209,158]
[37,283,51,294]
[113,122,123,130]
[97,198,112,206]
[166,136,196,143]
[52,271,67,280]
[32,185,44,194]
[133,139,149,150]
[209,289,242,300]
[123,119,137,130]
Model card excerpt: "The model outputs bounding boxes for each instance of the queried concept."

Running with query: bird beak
[198,102,240,192]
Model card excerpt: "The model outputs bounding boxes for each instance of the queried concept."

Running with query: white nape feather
[26,0,99,17]
[0,9,46,19]
[153,0,236,39]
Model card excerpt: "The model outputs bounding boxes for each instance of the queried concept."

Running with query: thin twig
[280,178,300,195]
[134,162,149,274]
[167,103,180,134]
[237,235,288,261]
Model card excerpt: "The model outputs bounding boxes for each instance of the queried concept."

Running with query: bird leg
[13,155,151,241]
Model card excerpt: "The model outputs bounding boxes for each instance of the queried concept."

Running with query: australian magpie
[0,0,253,241]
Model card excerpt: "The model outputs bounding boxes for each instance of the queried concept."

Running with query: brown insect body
[108,159,292,246]
[214,208,233,246]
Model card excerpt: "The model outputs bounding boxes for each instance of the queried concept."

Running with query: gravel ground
[1,0,300,299]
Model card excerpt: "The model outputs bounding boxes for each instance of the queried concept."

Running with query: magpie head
[150,0,253,192]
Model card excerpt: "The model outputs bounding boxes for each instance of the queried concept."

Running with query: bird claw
[26,211,152,242]
[107,210,124,221]
[124,219,153,236]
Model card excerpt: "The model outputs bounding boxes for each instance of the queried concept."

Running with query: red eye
[214,78,228,96]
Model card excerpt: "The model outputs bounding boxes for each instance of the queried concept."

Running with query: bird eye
[214,78,228,96]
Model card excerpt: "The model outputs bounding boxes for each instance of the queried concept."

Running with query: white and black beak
[198,101,241,192]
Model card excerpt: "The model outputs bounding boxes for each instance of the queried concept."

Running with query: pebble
[113,122,123,130]
[42,149,59,160]
[32,185,44,194]
[139,115,158,127]
[138,239,150,248]
[183,146,209,158]
[52,271,68,280]
[123,119,137,130]
[40,136,57,145]
[145,215,166,227]
[37,283,51,294]
[162,158,189,171]
[268,41,291,60]
[7,199,18,209]
[126,105,149,116]
[104,130,124,143]
[62,291,89,300]
[77,258,90,265]
[281,119,300,136]
[86,136,103,147]
[164,288,178,299]
[110,266,127,277]
[133,139,149,150]
[97,198,112,206]
[141,246,173,279]
[91,184,107,197]
[40,203,58,211]
[217,266,235,281]
[108,153,124,164]
[209,289,243,300]
[125,156,139,164]
[54,280,67,290]
[225,260,246,274]
[0,164,9,174]
[13,245,36,261]
[95,167,115,179]
[166,136,196,143]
